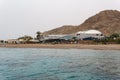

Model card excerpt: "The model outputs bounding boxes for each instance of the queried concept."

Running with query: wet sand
[0,44,120,50]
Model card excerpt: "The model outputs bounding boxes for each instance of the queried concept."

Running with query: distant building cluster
[38,29,105,44]
[0,29,105,44]
[42,30,104,41]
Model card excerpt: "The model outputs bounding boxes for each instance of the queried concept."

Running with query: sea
[0,48,120,80]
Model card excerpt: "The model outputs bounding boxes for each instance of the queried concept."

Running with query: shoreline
[0,44,120,50]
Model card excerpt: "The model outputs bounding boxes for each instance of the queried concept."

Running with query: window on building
[101,34,103,36]
[77,34,80,36]
[96,34,99,36]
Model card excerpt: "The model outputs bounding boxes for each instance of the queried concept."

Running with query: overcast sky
[0,0,120,40]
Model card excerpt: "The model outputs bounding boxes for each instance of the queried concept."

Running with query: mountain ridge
[43,10,120,36]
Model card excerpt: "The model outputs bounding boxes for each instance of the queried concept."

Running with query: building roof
[77,30,102,34]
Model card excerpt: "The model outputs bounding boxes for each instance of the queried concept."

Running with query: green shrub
[116,38,120,44]
[100,38,109,44]
[110,33,120,38]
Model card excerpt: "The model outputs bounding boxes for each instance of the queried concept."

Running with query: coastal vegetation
[18,35,33,43]
[94,33,120,44]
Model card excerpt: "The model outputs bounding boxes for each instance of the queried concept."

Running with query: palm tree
[36,31,41,40]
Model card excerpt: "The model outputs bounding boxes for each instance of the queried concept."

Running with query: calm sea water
[0,48,120,80]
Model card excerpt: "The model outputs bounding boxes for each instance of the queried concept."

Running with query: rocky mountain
[43,10,120,36]
[43,25,77,35]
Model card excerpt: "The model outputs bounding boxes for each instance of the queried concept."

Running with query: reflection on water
[0,48,120,80]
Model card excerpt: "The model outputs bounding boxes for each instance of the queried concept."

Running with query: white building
[76,30,104,40]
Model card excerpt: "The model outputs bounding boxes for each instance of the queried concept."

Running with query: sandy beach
[0,44,120,50]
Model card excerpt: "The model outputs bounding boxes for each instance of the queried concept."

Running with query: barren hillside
[44,10,120,36]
